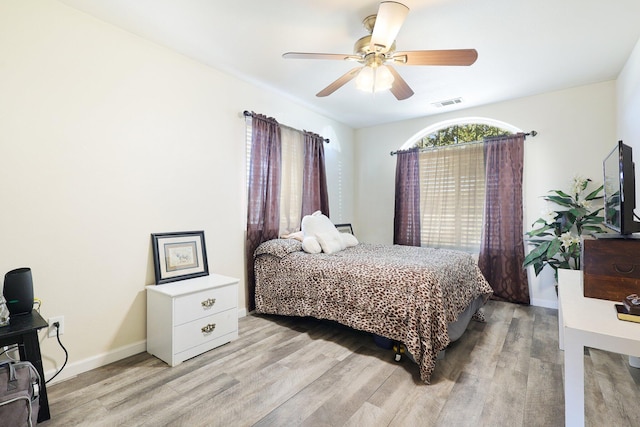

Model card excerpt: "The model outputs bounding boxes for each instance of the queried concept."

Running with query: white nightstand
[146,274,239,366]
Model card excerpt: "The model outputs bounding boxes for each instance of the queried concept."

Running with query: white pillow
[316,231,344,254]
[340,232,358,248]
[302,236,322,254]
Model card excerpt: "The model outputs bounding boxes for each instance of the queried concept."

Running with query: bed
[253,238,493,383]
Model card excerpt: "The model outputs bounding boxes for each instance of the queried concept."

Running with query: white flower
[540,209,556,225]
[571,175,587,196]
[577,199,592,209]
[560,232,580,249]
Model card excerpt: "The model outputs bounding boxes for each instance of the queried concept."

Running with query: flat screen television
[603,140,640,235]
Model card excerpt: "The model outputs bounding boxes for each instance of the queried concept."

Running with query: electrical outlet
[48,316,64,338]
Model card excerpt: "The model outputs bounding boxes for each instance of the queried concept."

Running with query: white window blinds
[418,142,485,252]
[279,127,304,235]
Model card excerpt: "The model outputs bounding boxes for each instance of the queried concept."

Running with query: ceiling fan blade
[392,49,478,66]
[316,67,362,97]
[387,65,414,100]
[370,2,410,53]
[283,52,360,61]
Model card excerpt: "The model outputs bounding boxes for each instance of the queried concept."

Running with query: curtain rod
[243,110,329,143]
[389,130,537,156]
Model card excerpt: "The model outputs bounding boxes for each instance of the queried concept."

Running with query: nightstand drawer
[174,283,237,325]
[174,309,236,353]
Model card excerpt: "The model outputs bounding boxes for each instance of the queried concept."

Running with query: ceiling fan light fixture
[356,64,394,93]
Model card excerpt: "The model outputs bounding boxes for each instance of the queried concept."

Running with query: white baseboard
[46,309,249,385]
[530,297,558,310]
[45,339,147,385]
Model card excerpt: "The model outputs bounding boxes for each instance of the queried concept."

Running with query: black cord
[45,323,68,384]
[0,344,19,359]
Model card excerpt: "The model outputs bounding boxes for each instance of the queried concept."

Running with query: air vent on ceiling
[431,97,463,108]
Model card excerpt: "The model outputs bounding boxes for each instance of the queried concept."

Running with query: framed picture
[334,223,354,235]
[151,231,209,285]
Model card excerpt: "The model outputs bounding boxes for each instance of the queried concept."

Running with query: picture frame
[151,231,209,285]
[334,223,354,235]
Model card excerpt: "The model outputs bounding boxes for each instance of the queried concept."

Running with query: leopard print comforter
[254,239,493,383]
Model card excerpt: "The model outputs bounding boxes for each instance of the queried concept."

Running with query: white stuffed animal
[300,211,358,254]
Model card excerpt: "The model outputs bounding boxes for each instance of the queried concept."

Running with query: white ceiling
[58,0,640,129]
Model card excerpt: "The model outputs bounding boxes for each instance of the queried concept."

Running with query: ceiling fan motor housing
[354,35,396,58]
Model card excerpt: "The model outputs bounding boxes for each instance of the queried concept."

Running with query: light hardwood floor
[40,301,640,426]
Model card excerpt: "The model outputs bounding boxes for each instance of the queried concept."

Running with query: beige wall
[617,37,640,167]
[0,0,354,381]
[354,81,617,308]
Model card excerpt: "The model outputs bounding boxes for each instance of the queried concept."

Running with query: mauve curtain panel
[393,148,421,246]
[245,114,282,311]
[478,133,529,304]
[301,131,330,218]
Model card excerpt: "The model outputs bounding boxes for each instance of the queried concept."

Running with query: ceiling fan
[283,1,478,100]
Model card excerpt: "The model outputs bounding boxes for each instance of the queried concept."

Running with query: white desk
[558,269,640,427]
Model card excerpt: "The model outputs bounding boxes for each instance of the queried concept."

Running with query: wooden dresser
[146,274,239,366]
[582,237,640,301]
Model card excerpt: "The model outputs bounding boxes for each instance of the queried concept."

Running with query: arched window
[401,118,520,252]
[400,117,521,151]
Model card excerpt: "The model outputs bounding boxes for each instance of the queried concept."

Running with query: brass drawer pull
[201,298,216,308]
[201,323,216,334]
[613,264,636,274]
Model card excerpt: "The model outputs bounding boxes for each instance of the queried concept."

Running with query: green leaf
[560,209,578,219]
[569,207,587,219]
[546,259,561,268]
[544,195,574,207]
[551,190,572,198]
[582,225,603,231]
[523,240,552,267]
[585,185,604,200]
[530,218,551,227]
[586,207,604,216]
[525,238,554,245]
[526,226,554,237]
[546,239,562,258]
